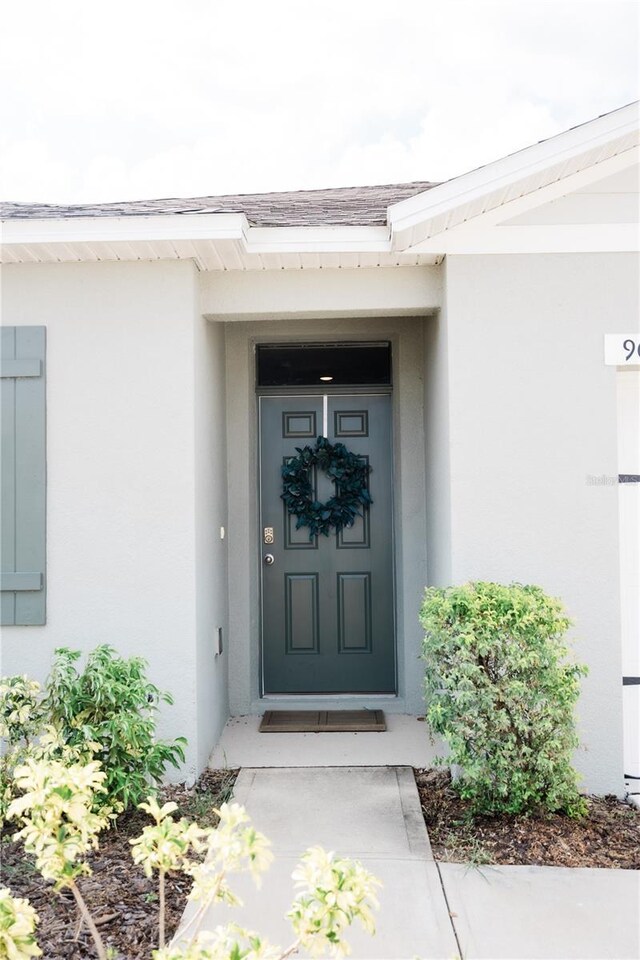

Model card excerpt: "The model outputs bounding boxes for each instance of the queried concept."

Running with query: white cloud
[0,0,637,202]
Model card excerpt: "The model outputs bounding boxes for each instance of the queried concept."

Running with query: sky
[1,0,638,204]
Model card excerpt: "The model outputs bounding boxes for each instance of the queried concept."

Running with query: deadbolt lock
[264,527,274,544]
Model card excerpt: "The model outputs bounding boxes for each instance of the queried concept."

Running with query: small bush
[42,646,187,812]
[1,646,186,819]
[0,676,47,826]
[420,581,587,816]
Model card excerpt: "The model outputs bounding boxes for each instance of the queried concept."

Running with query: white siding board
[9,245,35,263]
[70,242,99,261]
[118,241,142,261]
[170,240,191,259]
[195,241,225,271]
[300,253,321,270]
[337,252,362,269]
[148,240,177,260]
[43,244,65,262]
[135,241,162,261]
[48,243,73,261]
[218,242,245,271]
[253,252,277,270]
[321,252,342,270]
[356,253,368,267]
[90,242,121,261]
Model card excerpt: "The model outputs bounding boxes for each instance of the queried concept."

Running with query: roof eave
[0,215,393,257]
[387,101,640,251]
[2,104,638,264]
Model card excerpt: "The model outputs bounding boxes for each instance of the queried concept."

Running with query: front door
[259,393,395,694]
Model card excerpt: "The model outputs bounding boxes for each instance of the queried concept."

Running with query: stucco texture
[0,259,229,780]
[440,253,639,794]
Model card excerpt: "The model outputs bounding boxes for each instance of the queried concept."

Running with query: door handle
[264,554,275,565]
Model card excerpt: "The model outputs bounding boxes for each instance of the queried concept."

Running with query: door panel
[260,394,395,694]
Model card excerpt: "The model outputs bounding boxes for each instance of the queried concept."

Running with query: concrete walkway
[439,862,640,959]
[176,766,640,960]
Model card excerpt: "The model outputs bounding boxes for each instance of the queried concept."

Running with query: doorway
[222,316,429,716]
[257,343,396,695]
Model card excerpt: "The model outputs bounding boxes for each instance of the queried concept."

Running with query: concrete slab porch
[208,713,442,768]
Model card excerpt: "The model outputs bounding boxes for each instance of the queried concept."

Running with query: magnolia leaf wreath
[281,436,373,539]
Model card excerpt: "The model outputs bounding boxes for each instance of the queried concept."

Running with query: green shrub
[0,676,46,825]
[42,645,187,812]
[420,581,587,816]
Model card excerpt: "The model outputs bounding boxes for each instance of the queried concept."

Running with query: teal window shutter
[1,326,46,625]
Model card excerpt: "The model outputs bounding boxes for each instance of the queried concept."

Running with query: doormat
[259,709,386,733]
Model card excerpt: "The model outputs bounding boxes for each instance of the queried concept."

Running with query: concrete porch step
[209,713,441,768]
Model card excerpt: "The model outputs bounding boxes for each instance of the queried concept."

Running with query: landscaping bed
[4,764,639,959]
[415,767,640,869]
[0,768,238,960]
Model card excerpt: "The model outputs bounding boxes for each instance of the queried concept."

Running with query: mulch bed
[5,766,639,958]
[415,767,640,869]
[1,768,238,960]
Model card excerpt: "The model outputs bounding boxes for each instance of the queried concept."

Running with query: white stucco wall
[194,315,229,770]
[0,259,228,781]
[424,306,452,587]
[201,265,441,321]
[440,252,639,794]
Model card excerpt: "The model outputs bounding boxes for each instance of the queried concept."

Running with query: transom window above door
[256,342,392,387]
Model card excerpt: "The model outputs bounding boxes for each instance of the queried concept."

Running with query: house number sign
[604,334,640,365]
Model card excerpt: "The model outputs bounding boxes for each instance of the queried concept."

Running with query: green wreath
[281,436,372,539]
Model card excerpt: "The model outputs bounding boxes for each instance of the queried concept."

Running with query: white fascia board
[0,212,249,245]
[388,102,640,250]
[1,216,392,259]
[244,225,390,253]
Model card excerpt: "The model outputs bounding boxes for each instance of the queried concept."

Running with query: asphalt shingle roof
[0,181,438,227]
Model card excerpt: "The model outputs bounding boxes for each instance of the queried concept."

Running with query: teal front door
[259,393,395,694]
